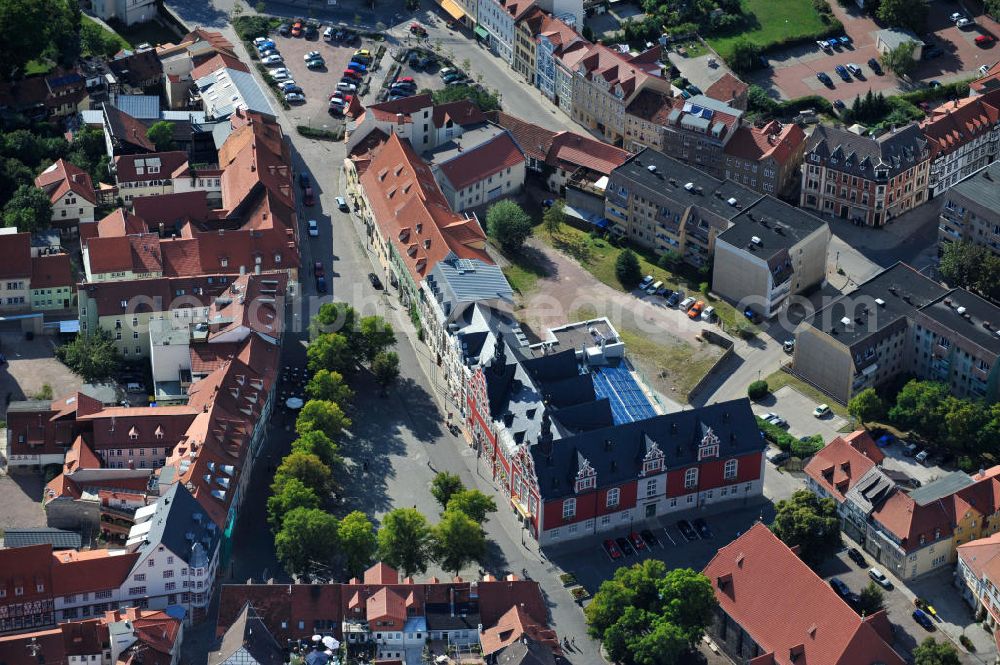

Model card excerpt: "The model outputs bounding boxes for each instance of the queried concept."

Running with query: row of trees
[269,302,398,577]
[849,381,1000,466]
[584,560,717,665]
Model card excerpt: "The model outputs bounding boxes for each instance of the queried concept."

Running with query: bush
[615,249,643,289]
[233,15,272,41]
[748,380,769,400]
[758,417,824,457]
[791,435,824,458]
[960,635,976,652]
[899,79,973,104]
[297,125,345,141]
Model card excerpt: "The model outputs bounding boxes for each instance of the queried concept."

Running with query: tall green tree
[728,38,762,75]
[876,0,928,33]
[376,508,432,577]
[274,507,339,577]
[939,241,986,290]
[856,581,884,616]
[446,489,497,524]
[273,451,331,497]
[355,315,396,363]
[848,388,885,427]
[296,399,351,440]
[888,379,950,439]
[615,249,643,289]
[307,333,353,374]
[430,472,465,509]
[913,638,961,665]
[486,200,534,253]
[146,121,176,151]
[372,351,400,392]
[880,41,917,77]
[312,302,357,337]
[55,330,121,382]
[305,369,355,408]
[0,0,78,80]
[770,490,842,566]
[542,199,565,236]
[3,185,52,232]
[267,478,321,529]
[431,509,486,577]
[290,430,343,471]
[337,510,378,578]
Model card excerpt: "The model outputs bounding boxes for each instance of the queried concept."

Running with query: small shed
[875,28,924,61]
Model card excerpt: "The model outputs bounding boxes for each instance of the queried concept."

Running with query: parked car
[348,61,367,72]
[343,69,362,80]
[313,261,325,277]
[439,67,456,79]
[915,450,930,464]
[303,187,315,206]
[305,50,322,61]
[254,39,276,51]
[868,57,883,75]
[259,48,280,58]
[868,568,893,590]
[333,196,349,212]
[299,173,310,189]
[957,17,973,28]
[271,69,292,81]
[368,272,383,289]
[410,22,427,35]
[397,76,415,84]
[261,54,284,66]
[817,39,832,51]
[838,35,852,46]
[666,291,681,307]
[687,300,704,319]
[834,99,846,110]
[646,280,663,295]
[685,84,702,96]
[835,64,851,81]
[278,80,298,92]
[744,307,762,323]
[813,404,831,418]
[278,23,292,36]
[315,275,327,293]
[950,12,965,22]
[284,92,305,103]
[976,35,996,47]
[923,45,943,59]
[603,539,622,560]
[355,48,372,58]
[629,532,647,551]
[847,548,867,567]
[783,339,795,353]
[767,450,790,465]
[307,219,319,237]
[443,72,465,84]
[306,58,325,70]
[817,72,833,85]
[291,20,304,37]
[304,23,318,39]
[846,63,862,77]
[913,609,935,630]
[638,275,654,290]
[323,26,335,41]
[829,577,850,597]
[337,82,357,93]
[282,85,304,96]
[679,296,696,310]
[981,64,993,75]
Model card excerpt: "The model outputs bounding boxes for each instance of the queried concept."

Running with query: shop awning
[439,0,466,20]
[474,25,490,40]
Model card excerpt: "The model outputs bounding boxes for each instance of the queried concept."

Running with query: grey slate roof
[807,262,947,350]
[195,68,274,119]
[844,466,897,514]
[720,195,827,257]
[209,603,284,665]
[113,94,161,120]
[3,528,82,550]
[530,398,763,500]
[917,289,1000,355]
[806,124,930,180]
[909,471,974,506]
[943,163,1000,221]
[497,639,556,665]
[132,483,219,569]
[425,257,514,319]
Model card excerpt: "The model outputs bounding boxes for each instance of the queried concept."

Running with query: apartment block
[938,162,1000,257]
[921,90,1000,197]
[801,124,931,227]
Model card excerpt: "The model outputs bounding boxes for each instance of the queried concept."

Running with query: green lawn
[538,224,741,329]
[706,0,830,57]
[82,15,132,55]
[25,60,55,76]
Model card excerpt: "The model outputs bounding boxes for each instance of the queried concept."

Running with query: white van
[323,26,334,41]
[701,305,715,321]
[679,296,696,310]
[646,280,663,295]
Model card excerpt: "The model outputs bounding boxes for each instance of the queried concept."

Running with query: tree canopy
[430,472,465,509]
[355,315,397,363]
[876,0,928,33]
[542,200,565,235]
[0,0,80,81]
[273,451,331,498]
[585,561,716,665]
[290,430,343,471]
[3,185,52,232]
[55,331,121,382]
[337,510,378,578]
[372,351,400,392]
[770,490,842,565]
[307,333,353,374]
[274,507,339,577]
[306,369,355,408]
[266,477,321,530]
[939,241,1000,303]
[728,39,763,76]
[848,388,885,427]
[913,637,961,665]
[296,399,351,441]
[615,249,643,289]
[431,509,486,577]
[486,200,534,253]
[146,121,176,152]
[376,508,432,577]
[880,41,917,77]
[446,489,497,524]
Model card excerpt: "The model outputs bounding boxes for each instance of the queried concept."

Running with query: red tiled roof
[103,105,156,152]
[724,121,806,166]
[0,620,109,665]
[480,604,559,656]
[97,209,149,238]
[432,100,486,129]
[871,490,952,553]
[35,158,98,206]
[51,549,140,596]
[132,191,210,227]
[63,435,102,474]
[191,53,250,80]
[436,131,525,191]
[488,111,556,162]
[0,232,32,279]
[0,544,53,603]
[803,435,879,502]
[367,587,406,621]
[364,562,400,584]
[958,530,1000,581]
[183,28,236,57]
[30,253,73,290]
[114,152,189,184]
[189,342,242,375]
[843,430,885,464]
[625,88,678,125]
[703,523,905,665]
[704,72,749,105]
[920,90,1000,157]
[578,45,650,101]
[547,130,631,175]
[367,94,434,122]
[359,133,490,281]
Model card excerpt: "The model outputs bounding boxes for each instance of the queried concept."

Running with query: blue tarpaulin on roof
[59,320,80,334]
[596,219,610,229]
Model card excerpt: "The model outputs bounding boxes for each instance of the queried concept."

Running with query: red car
[343,69,362,80]
[313,261,324,277]
[409,22,427,35]
[303,187,315,206]
[629,532,647,551]
[976,34,996,47]
[603,539,622,560]
[291,20,304,37]
[397,76,415,84]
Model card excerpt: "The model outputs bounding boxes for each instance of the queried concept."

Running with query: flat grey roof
[945,162,1000,214]
[909,471,973,506]
[720,196,827,256]
[917,289,1000,355]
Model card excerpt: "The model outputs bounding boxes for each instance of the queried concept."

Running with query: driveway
[0,332,84,421]
[752,385,848,442]
[817,548,989,664]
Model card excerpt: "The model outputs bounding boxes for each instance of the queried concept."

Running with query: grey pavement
[751,385,847,443]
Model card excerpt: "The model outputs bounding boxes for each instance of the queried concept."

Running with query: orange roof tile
[50,548,139,596]
[920,90,1000,157]
[436,131,525,191]
[96,209,149,238]
[480,604,559,656]
[30,253,73,290]
[367,587,406,621]
[704,72,749,105]
[35,159,98,206]
[703,523,905,665]
[803,435,878,502]
[191,53,250,80]
[724,121,806,166]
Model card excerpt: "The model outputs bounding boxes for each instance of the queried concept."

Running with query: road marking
[662,528,678,546]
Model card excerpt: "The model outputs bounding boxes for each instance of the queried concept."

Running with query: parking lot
[545,500,776,595]
[752,384,848,442]
[816,548,989,663]
[753,0,1000,101]
[258,26,376,131]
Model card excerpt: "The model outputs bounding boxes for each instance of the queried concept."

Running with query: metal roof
[909,471,974,506]
[113,94,160,120]
[426,257,514,315]
[3,528,83,550]
[195,68,274,120]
